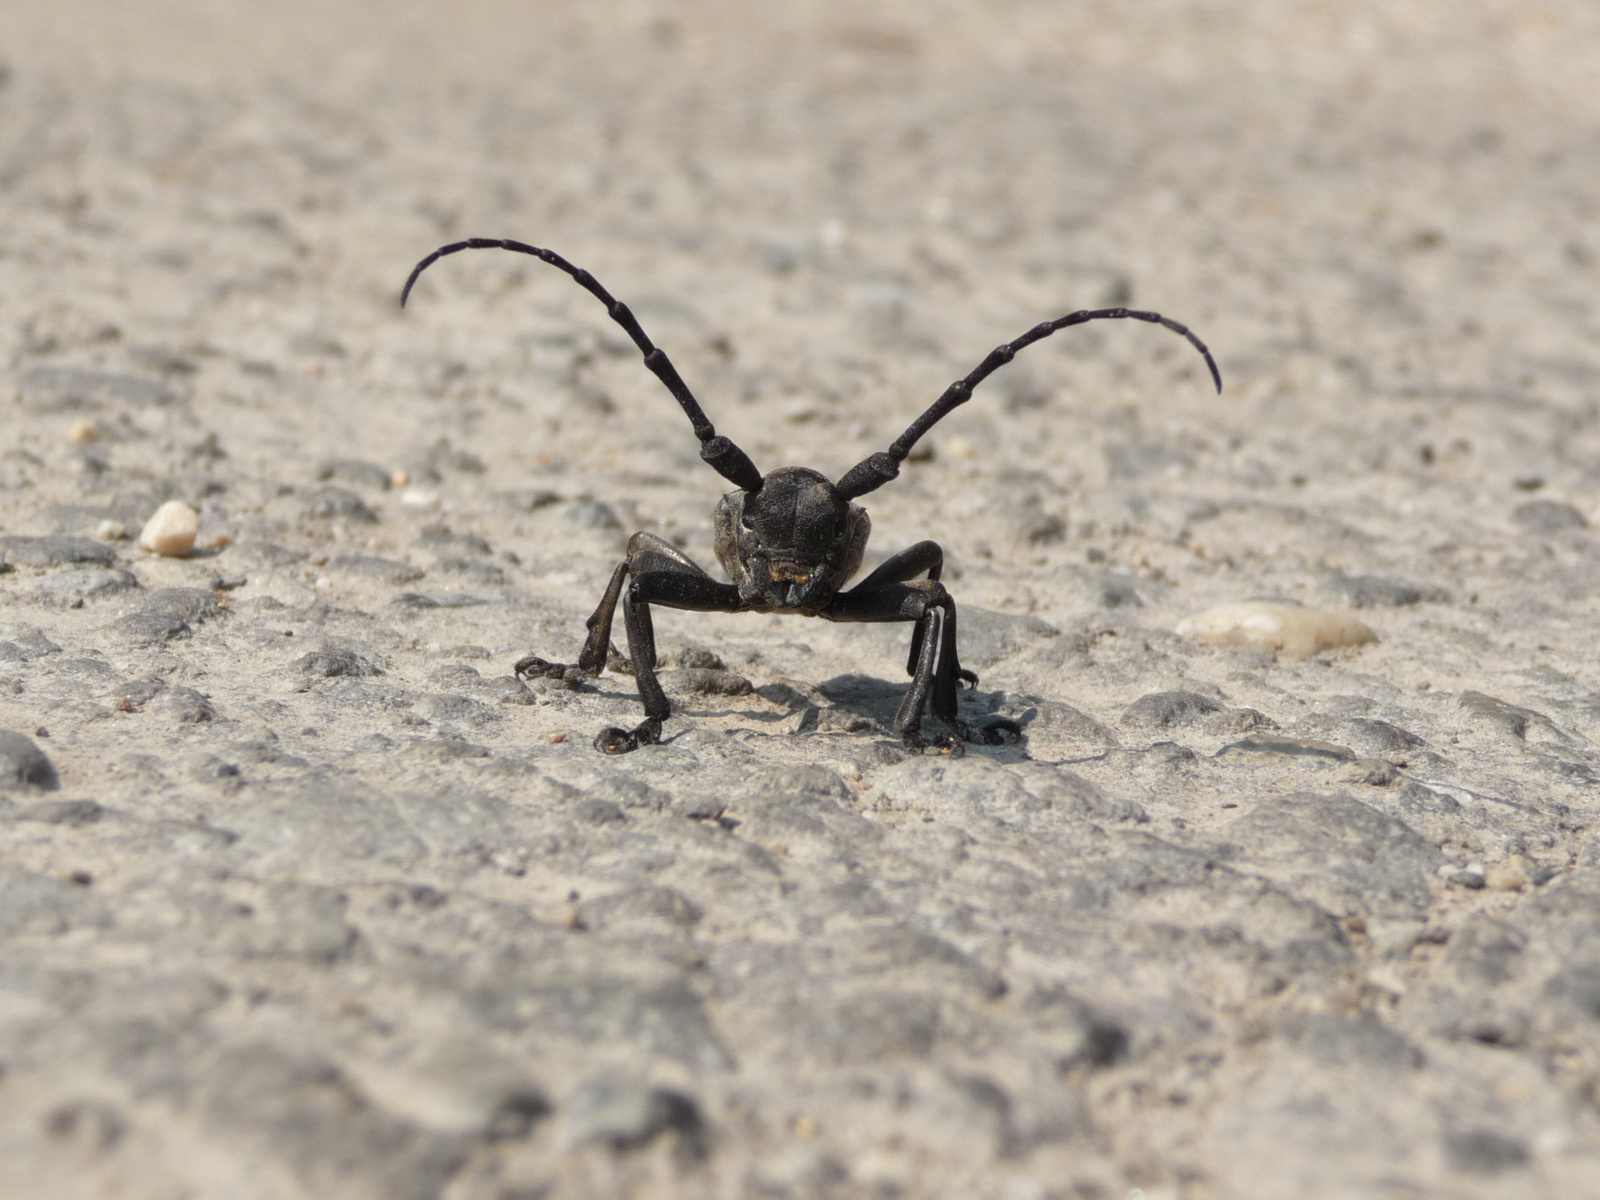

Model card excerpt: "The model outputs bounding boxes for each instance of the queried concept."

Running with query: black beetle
[402,238,1220,754]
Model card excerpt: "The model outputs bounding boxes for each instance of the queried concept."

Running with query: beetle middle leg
[515,561,631,686]
[517,532,743,754]
[516,531,718,685]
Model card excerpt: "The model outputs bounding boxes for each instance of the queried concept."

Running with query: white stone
[137,501,200,558]
[1176,601,1376,660]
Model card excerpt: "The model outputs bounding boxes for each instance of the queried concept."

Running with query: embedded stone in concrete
[1176,601,1377,660]
[0,730,60,790]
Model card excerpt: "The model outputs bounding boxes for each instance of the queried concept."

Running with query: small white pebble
[401,488,440,508]
[68,419,98,444]
[942,436,975,459]
[1176,601,1375,661]
[94,519,127,541]
[137,500,200,557]
[391,468,410,487]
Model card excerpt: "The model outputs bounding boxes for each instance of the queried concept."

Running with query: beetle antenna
[401,238,764,492]
[835,307,1222,500]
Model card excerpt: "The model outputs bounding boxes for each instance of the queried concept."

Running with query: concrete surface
[3,3,1600,1196]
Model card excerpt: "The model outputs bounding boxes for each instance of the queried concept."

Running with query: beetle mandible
[401,238,1221,755]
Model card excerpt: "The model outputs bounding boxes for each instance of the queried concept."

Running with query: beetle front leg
[592,566,744,755]
[593,589,669,753]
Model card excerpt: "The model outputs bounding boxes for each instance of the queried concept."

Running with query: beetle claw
[594,726,637,754]
[960,717,1023,746]
[594,717,663,755]
[902,728,967,757]
[516,656,589,688]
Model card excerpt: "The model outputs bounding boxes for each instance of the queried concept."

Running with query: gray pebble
[660,643,726,670]
[329,555,424,583]
[35,567,141,604]
[1122,690,1225,729]
[1457,690,1573,747]
[42,1099,127,1153]
[16,798,105,826]
[316,459,392,490]
[390,592,489,610]
[487,676,536,705]
[0,865,108,934]
[414,694,497,725]
[571,797,626,824]
[236,540,309,567]
[3,628,62,658]
[561,1076,705,1156]
[426,663,482,689]
[577,886,703,933]
[432,557,507,585]
[1276,1012,1425,1069]
[658,667,753,696]
[1220,792,1440,917]
[583,776,671,812]
[303,487,379,522]
[18,366,175,412]
[1443,1129,1528,1173]
[0,535,117,567]
[112,611,192,644]
[156,686,217,723]
[1325,572,1445,607]
[500,488,561,512]
[0,730,60,790]
[563,499,622,529]
[417,531,493,558]
[140,587,223,622]
[1022,986,1130,1068]
[295,648,382,677]
[193,1045,464,1198]
[1513,499,1588,533]
[1215,735,1355,762]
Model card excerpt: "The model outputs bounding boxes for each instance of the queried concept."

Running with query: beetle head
[713,467,870,611]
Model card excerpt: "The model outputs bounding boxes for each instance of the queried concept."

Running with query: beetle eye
[740,510,756,531]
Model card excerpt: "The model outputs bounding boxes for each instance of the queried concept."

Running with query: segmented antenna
[401,239,764,492]
[835,307,1222,501]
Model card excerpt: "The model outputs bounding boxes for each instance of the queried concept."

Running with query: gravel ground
[4,3,1600,1197]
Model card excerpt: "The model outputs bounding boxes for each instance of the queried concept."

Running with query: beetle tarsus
[903,726,967,756]
[594,716,663,755]
[961,717,1023,746]
[514,656,591,688]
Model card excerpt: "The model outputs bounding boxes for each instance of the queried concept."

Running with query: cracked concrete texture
[3,1,1600,1196]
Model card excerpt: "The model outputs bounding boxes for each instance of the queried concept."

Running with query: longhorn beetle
[401,239,1221,755]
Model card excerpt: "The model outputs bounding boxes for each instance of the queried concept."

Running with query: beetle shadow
[817,673,1031,739]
